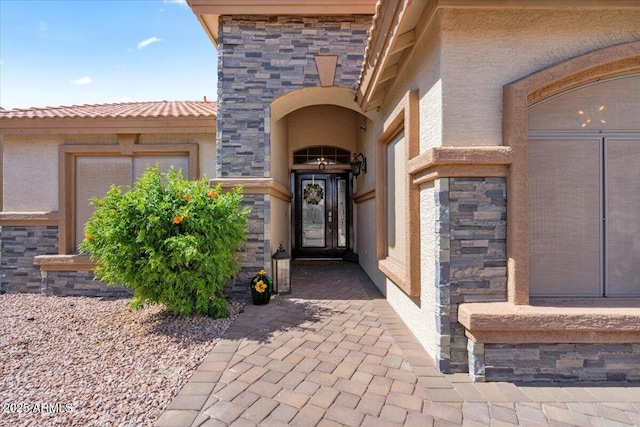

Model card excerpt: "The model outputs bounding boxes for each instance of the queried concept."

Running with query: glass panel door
[294,172,350,258]
[301,178,326,248]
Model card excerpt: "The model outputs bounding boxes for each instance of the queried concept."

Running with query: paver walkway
[156,262,640,427]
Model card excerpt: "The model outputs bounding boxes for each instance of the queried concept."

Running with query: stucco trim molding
[33,255,96,272]
[353,186,376,204]
[376,89,420,297]
[209,178,293,202]
[503,40,640,306]
[408,147,514,185]
[0,211,59,226]
[459,302,640,344]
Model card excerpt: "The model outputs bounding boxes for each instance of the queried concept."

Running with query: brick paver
[156,262,640,426]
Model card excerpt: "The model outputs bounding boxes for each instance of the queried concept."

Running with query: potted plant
[250,269,273,305]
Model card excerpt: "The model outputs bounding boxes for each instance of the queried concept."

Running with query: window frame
[376,90,420,297]
[58,137,198,254]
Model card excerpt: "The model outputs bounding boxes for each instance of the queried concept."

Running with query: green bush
[79,167,249,317]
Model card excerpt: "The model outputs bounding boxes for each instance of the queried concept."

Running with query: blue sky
[0,0,218,109]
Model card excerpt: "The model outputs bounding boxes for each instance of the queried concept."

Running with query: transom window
[293,146,351,166]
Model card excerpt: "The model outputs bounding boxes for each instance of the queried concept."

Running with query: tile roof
[0,100,217,120]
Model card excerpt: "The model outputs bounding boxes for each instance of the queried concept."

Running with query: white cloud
[118,96,132,103]
[0,59,4,66]
[71,76,92,86]
[137,37,162,50]
[163,0,187,5]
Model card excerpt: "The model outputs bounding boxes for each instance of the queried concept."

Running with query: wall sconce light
[350,153,367,178]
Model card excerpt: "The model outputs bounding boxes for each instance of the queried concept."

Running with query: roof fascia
[0,117,216,136]
[437,0,640,9]
[187,0,377,14]
[187,0,377,49]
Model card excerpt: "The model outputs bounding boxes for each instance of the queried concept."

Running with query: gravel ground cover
[0,293,244,427]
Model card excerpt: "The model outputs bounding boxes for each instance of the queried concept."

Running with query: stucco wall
[269,196,291,271]
[139,132,216,178]
[397,181,438,358]
[287,105,357,158]
[440,8,640,147]
[382,11,443,151]
[2,133,216,212]
[270,114,289,185]
[3,138,60,211]
[356,198,380,283]
[2,134,117,212]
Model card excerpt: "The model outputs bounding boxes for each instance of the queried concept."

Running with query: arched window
[527,73,640,297]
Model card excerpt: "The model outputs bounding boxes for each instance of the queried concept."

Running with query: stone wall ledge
[33,255,96,272]
[0,211,58,226]
[209,178,293,202]
[459,301,640,344]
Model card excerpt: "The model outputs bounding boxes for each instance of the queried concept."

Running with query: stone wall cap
[459,301,640,332]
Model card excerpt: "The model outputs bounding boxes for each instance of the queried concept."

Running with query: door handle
[328,211,332,228]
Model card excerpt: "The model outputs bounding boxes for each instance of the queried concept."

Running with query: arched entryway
[268,87,370,259]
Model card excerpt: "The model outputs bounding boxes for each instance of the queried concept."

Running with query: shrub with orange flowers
[79,167,249,317]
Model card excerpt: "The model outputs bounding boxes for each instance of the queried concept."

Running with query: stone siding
[0,225,129,297]
[484,343,640,382]
[217,15,371,179]
[217,15,371,295]
[446,177,508,372]
[1,225,58,294]
[43,271,131,298]
[431,179,452,372]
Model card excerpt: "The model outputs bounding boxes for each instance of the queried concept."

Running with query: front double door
[294,172,350,259]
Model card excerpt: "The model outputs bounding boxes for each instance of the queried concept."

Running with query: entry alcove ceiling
[186,0,378,47]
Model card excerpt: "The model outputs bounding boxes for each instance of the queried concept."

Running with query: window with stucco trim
[527,74,640,297]
[376,90,420,297]
[75,155,190,248]
[59,142,198,254]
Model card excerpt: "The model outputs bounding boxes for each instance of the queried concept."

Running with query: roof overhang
[186,0,378,48]
[356,0,429,112]
[356,0,640,112]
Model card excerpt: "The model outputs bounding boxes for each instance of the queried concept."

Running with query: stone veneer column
[216,15,371,295]
[433,177,508,373]
[432,179,452,372]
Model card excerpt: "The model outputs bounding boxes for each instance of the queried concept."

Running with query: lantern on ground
[271,241,291,294]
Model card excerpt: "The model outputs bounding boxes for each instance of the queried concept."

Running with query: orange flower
[182,194,191,201]
[208,191,217,198]
[85,233,93,240]
[173,216,183,224]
